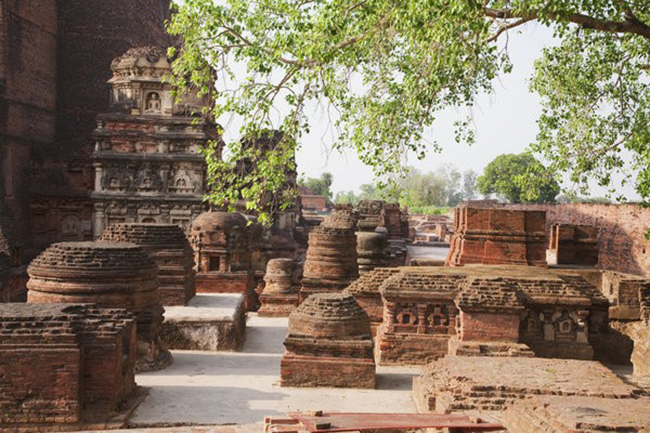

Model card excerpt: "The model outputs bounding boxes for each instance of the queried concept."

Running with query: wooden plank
[267,412,504,432]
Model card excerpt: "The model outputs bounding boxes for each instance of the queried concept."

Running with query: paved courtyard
[131,315,419,427]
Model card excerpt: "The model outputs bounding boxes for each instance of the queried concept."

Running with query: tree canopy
[334,165,478,210]
[168,0,650,218]
[477,153,560,203]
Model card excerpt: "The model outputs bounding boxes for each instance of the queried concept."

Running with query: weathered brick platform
[502,395,650,432]
[300,207,359,301]
[344,267,400,335]
[375,266,609,365]
[258,258,300,316]
[162,294,246,351]
[0,304,137,432]
[413,356,640,414]
[446,205,547,266]
[27,241,171,372]
[101,223,196,306]
[281,293,375,388]
[190,212,256,309]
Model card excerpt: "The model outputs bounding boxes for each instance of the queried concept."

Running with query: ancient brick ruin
[4,1,650,430]
[376,270,461,365]
[300,207,359,301]
[446,205,547,266]
[413,355,640,414]
[190,211,256,308]
[381,203,409,266]
[547,223,599,266]
[91,46,217,236]
[502,395,650,433]
[344,267,400,335]
[26,241,171,371]
[356,231,389,275]
[101,223,196,306]
[372,266,609,365]
[258,258,300,316]
[281,293,375,388]
[0,304,137,432]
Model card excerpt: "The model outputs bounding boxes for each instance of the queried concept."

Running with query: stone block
[162,294,246,351]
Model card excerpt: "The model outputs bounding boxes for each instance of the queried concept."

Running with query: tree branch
[484,7,650,40]
[484,15,538,43]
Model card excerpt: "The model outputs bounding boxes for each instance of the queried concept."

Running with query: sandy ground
[131,315,420,428]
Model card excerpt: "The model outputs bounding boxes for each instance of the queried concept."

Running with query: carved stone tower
[91,46,219,237]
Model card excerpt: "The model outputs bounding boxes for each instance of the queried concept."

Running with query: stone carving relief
[102,168,133,192]
[135,167,163,192]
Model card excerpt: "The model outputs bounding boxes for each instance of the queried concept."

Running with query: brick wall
[0,0,58,244]
[509,203,650,277]
[2,1,173,256]
[458,311,520,342]
[0,348,81,424]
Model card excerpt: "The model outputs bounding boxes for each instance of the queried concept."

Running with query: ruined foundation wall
[508,203,650,277]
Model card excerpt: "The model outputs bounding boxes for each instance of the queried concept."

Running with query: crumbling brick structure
[376,270,462,365]
[26,241,171,371]
[380,203,409,266]
[354,200,390,275]
[190,211,256,308]
[451,277,534,357]
[413,355,639,414]
[91,47,217,237]
[281,293,375,388]
[507,202,650,277]
[374,266,609,365]
[0,303,137,432]
[600,270,649,320]
[357,200,384,231]
[547,224,599,266]
[300,207,359,301]
[446,205,547,267]
[356,231,389,275]
[503,395,650,433]
[344,267,400,335]
[258,258,300,316]
[101,223,196,306]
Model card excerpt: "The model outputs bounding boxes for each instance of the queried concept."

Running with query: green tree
[299,172,334,203]
[462,170,479,202]
[168,1,650,219]
[477,153,560,203]
[333,190,359,206]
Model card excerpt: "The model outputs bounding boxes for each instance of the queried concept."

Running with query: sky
[290,23,639,200]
